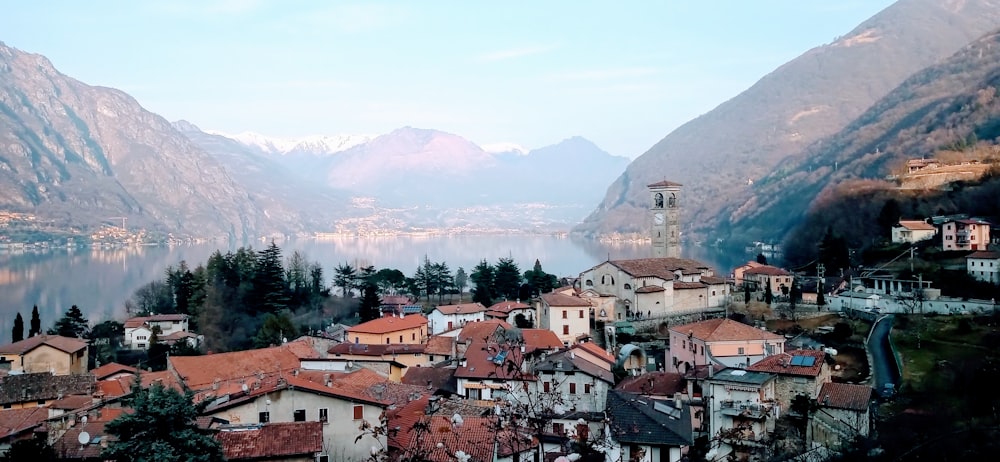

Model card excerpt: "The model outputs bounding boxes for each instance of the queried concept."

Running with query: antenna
[78,431,91,446]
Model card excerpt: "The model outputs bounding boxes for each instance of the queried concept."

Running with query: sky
[0,0,897,158]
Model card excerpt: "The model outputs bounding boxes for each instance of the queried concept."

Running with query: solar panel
[801,356,816,367]
[789,356,803,366]
[653,400,681,419]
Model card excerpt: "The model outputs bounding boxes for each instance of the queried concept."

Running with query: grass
[892,314,995,393]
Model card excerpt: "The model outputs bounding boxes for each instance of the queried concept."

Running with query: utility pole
[910,246,915,273]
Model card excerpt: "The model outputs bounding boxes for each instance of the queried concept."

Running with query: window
[624,283,632,290]
[563,325,570,335]
[37,400,45,407]
[552,423,565,435]
[465,388,482,400]
[137,343,146,349]
[399,335,403,343]
[584,383,592,394]
[386,338,390,344]
[319,408,328,423]
[699,345,703,355]
[682,340,686,349]
[569,383,577,394]
[259,411,270,423]
[576,423,590,441]
[294,409,306,422]
[738,347,745,355]
[353,405,364,420]
[562,310,567,319]
[579,310,584,318]
[318,456,330,462]
[412,333,416,341]
[543,382,551,393]
[585,280,593,287]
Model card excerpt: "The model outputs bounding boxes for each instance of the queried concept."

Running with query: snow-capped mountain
[480,142,528,155]
[206,130,374,155]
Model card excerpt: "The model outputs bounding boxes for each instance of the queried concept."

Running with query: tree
[49,305,89,338]
[513,313,533,328]
[764,284,773,306]
[744,283,751,305]
[29,305,41,337]
[1,434,56,461]
[334,263,358,298]
[126,280,175,316]
[454,267,468,301]
[523,259,558,297]
[877,198,902,233]
[252,241,289,314]
[252,312,298,348]
[359,283,383,323]
[374,268,407,295]
[817,280,826,307]
[470,260,496,306]
[756,252,768,265]
[147,326,170,371]
[88,320,125,368]
[493,257,522,301]
[11,312,24,342]
[103,380,224,462]
[819,227,852,275]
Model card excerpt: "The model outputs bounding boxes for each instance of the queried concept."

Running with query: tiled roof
[608,257,710,281]
[0,334,88,355]
[539,292,592,307]
[967,251,1000,260]
[748,350,826,377]
[123,314,188,328]
[521,329,563,351]
[574,342,616,365]
[95,370,183,399]
[387,395,430,450]
[669,318,784,342]
[0,372,95,406]
[616,372,686,396]
[348,315,428,334]
[896,220,936,231]
[49,394,94,411]
[90,362,138,380]
[408,415,498,462]
[216,422,323,460]
[700,275,729,285]
[744,265,791,276]
[53,421,112,460]
[402,367,457,394]
[425,335,456,356]
[456,343,533,380]
[534,350,614,384]
[434,303,487,315]
[328,343,426,356]
[169,344,305,391]
[0,407,49,439]
[457,320,512,344]
[647,180,682,188]
[635,285,665,293]
[673,282,706,289]
[382,295,415,306]
[607,390,692,446]
[486,300,531,313]
[818,382,873,411]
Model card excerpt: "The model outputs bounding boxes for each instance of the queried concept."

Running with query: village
[0,181,996,462]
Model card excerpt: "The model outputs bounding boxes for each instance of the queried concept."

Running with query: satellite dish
[78,431,91,445]
[241,383,249,393]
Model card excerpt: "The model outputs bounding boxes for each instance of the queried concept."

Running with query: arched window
[624,283,632,290]
[667,193,676,208]
[654,193,664,209]
[601,275,615,285]
[585,279,593,287]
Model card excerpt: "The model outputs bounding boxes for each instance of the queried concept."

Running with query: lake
[0,235,748,343]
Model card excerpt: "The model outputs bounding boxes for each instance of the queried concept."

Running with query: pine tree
[493,257,522,301]
[252,241,289,314]
[252,313,297,348]
[29,305,41,337]
[50,305,89,338]
[358,283,383,323]
[11,313,24,343]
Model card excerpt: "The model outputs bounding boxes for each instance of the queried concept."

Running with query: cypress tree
[29,305,41,337]
[11,313,24,342]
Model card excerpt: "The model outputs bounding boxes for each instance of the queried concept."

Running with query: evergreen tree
[11,312,24,343]
[147,327,169,371]
[49,305,89,338]
[764,284,773,305]
[102,380,224,462]
[817,280,826,307]
[523,259,558,297]
[818,227,852,274]
[333,263,357,298]
[454,267,468,301]
[744,283,751,305]
[252,241,289,314]
[29,305,41,337]
[358,283,383,323]
[470,260,495,303]
[252,313,297,348]
[431,262,453,304]
[756,252,768,265]
[493,257,522,301]
[472,279,493,311]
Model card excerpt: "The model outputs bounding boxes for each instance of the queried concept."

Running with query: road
[867,315,902,397]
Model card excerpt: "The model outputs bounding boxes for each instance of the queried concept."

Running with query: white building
[123,314,193,350]
[966,250,1000,284]
[705,368,778,461]
[427,303,486,334]
[891,220,937,244]
[536,288,592,345]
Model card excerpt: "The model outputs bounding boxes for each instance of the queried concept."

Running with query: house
[89,362,138,381]
[667,318,785,374]
[742,265,793,298]
[0,372,95,410]
[428,303,487,334]
[747,350,830,411]
[168,341,317,392]
[966,250,1000,284]
[732,261,764,288]
[907,158,939,173]
[704,368,778,460]
[0,334,89,375]
[536,290,592,345]
[811,382,874,448]
[605,390,693,462]
[454,342,533,402]
[485,300,534,326]
[215,422,323,462]
[892,220,937,244]
[456,319,513,345]
[326,343,427,379]
[532,347,614,413]
[123,314,192,350]
[52,420,114,461]
[0,407,49,453]
[401,367,457,396]
[941,218,992,251]
[423,335,458,364]
[380,295,418,317]
[347,315,428,345]
[577,258,730,321]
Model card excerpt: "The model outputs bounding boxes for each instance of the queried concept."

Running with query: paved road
[867,315,901,397]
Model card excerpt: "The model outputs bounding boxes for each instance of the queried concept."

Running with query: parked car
[880,382,895,399]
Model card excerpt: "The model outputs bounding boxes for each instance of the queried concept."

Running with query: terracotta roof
[169,344,305,391]
[896,220,936,231]
[457,320,512,344]
[49,394,94,411]
[635,285,665,293]
[408,415,498,462]
[348,315,428,334]
[486,300,531,313]
[90,362,138,380]
[0,334,88,355]
[669,318,784,342]
[521,329,563,351]
[647,180,682,188]
[748,350,826,377]
[123,314,188,328]
[53,421,112,460]
[382,295,415,306]
[95,370,183,399]
[0,407,49,439]
[456,343,533,380]
[425,335,456,356]
[387,395,430,450]
[616,372,686,396]
[967,251,1000,260]
[539,292,592,307]
[744,265,791,276]
[673,282,706,289]
[0,372,95,406]
[574,342,616,365]
[606,258,713,281]
[96,377,131,398]
[700,276,729,285]
[328,343,426,356]
[216,422,322,460]
[818,382,873,411]
[434,303,487,315]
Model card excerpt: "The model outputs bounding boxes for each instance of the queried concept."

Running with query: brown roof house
[215,422,323,461]
[536,290,592,345]
[0,335,88,376]
[667,318,785,374]
[810,382,875,448]
[748,349,831,412]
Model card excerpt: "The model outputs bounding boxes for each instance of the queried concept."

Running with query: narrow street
[867,315,901,396]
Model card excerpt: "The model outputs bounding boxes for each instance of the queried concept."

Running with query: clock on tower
[647,180,681,258]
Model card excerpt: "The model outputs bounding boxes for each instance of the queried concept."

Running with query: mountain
[0,42,271,241]
[208,130,374,156]
[735,27,1000,253]
[573,0,1000,241]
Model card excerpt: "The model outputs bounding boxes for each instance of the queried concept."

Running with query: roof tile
[348,315,428,335]
[216,422,323,460]
[669,318,784,342]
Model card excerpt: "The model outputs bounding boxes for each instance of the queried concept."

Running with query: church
[577,181,731,321]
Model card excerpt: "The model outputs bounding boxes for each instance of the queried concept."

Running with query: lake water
[0,235,747,343]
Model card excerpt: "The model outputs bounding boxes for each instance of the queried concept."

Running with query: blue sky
[0,1,895,157]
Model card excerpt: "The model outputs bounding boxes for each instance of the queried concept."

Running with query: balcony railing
[718,400,772,420]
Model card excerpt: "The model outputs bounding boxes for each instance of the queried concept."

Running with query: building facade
[942,219,992,251]
[966,251,1000,284]
[649,181,682,259]
[668,318,785,374]
[891,220,937,244]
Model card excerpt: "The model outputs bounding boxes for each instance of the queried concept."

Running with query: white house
[891,220,937,244]
[427,303,487,334]
[536,288,592,345]
[966,250,1000,284]
[705,368,778,461]
[123,314,193,350]
[531,346,614,414]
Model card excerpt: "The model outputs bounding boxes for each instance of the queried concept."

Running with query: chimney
[823,395,830,406]
[212,378,220,391]
[323,374,331,386]
[674,392,682,408]
[427,396,441,414]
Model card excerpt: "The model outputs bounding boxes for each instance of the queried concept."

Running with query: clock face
[654,212,664,225]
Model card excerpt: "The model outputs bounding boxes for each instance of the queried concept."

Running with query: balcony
[718,400,772,420]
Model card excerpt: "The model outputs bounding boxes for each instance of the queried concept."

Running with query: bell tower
[648,180,681,258]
